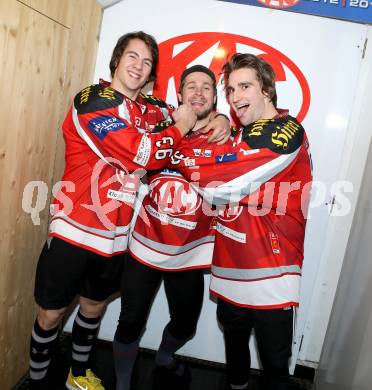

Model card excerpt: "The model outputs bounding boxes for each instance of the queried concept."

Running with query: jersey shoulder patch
[74,84,124,114]
[242,115,304,154]
[141,94,173,109]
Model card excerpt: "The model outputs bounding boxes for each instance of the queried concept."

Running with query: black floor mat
[15,333,314,390]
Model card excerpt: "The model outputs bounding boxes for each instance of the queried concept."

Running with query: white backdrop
[65,0,368,370]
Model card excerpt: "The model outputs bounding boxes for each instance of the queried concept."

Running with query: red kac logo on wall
[153,32,310,122]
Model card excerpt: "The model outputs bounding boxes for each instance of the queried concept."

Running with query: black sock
[224,330,250,387]
[155,325,188,375]
[113,336,140,390]
[71,310,100,377]
[29,319,59,382]
[230,382,249,389]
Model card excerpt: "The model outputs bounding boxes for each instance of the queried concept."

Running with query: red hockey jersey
[129,129,230,270]
[171,113,312,308]
[49,82,182,257]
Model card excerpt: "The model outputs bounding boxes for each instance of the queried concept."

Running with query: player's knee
[37,307,66,329]
[168,321,196,340]
[115,319,144,344]
[79,297,106,318]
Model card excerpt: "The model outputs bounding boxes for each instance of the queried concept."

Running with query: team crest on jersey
[87,116,127,140]
[269,232,281,254]
[149,176,202,216]
[217,204,243,222]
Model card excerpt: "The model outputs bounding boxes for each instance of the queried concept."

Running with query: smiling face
[111,38,153,100]
[178,71,216,124]
[226,67,277,126]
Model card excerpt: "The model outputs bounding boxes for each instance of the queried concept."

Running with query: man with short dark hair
[172,53,313,390]
[113,64,231,390]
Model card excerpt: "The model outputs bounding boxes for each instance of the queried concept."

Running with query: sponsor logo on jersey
[215,152,237,163]
[87,116,127,140]
[133,134,152,167]
[216,222,246,243]
[269,231,281,254]
[75,85,123,114]
[193,148,212,157]
[248,119,270,137]
[271,119,301,149]
[217,204,243,222]
[149,176,202,216]
[98,87,116,100]
[184,158,196,167]
[107,189,136,204]
[79,86,91,104]
[145,205,197,230]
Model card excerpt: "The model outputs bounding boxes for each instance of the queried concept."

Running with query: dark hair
[179,65,217,93]
[178,65,217,109]
[109,31,159,83]
[222,53,277,107]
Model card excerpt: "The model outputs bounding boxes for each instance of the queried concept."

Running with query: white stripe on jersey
[52,211,130,237]
[210,273,301,308]
[215,222,246,243]
[72,106,112,165]
[144,205,198,230]
[50,217,128,255]
[212,264,301,280]
[131,230,214,255]
[129,234,214,270]
[198,148,300,205]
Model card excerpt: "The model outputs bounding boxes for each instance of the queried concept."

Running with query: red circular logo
[154,32,310,122]
[257,0,300,9]
[217,204,243,222]
[149,175,202,216]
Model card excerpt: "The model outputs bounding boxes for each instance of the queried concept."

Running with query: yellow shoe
[66,368,105,390]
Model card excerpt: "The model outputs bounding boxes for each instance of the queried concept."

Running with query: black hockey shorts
[34,236,124,309]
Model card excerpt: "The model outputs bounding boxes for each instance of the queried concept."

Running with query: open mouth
[128,71,141,80]
[190,100,206,107]
[235,103,250,117]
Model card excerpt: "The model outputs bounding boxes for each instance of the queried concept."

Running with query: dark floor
[15,333,314,390]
